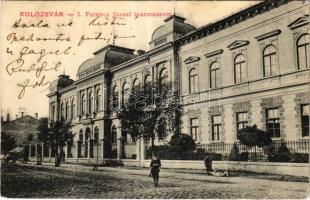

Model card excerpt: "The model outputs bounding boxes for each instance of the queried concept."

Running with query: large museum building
[45,0,309,161]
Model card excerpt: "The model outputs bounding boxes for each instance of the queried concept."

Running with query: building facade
[47,0,309,161]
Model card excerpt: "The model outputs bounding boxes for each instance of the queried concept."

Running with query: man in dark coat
[150,155,161,187]
[204,154,212,174]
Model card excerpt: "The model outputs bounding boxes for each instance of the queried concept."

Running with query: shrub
[291,153,309,163]
[229,143,240,161]
[269,142,291,162]
[239,152,249,161]
[169,133,196,152]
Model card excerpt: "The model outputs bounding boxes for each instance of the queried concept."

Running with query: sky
[0,1,259,119]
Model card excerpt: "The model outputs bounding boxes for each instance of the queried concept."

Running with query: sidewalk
[23,161,308,183]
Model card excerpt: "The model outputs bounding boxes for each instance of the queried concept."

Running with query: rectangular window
[212,115,221,141]
[190,118,199,141]
[301,104,309,137]
[266,108,280,137]
[237,112,248,131]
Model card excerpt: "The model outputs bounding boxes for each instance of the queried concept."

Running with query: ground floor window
[301,104,309,137]
[266,108,280,137]
[212,115,221,141]
[237,112,248,131]
[190,118,199,141]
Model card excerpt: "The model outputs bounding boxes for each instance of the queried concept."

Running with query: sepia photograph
[0,0,309,199]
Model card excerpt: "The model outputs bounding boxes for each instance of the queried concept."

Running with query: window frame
[210,61,220,89]
[297,34,309,70]
[301,104,309,137]
[211,115,221,141]
[266,108,280,138]
[189,68,198,94]
[234,54,246,84]
[263,45,277,77]
[190,118,199,141]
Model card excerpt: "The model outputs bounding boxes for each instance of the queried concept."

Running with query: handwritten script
[5,15,135,99]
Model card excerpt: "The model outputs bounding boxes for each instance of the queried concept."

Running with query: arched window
[51,104,55,121]
[81,94,86,115]
[159,68,168,85]
[70,99,75,119]
[189,68,198,94]
[94,127,99,144]
[144,74,152,89]
[111,126,117,144]
[132,78,139,93]
[263,45,277,77]
[65,101,69,120]
[95,89,101,112]
[122,82,129,106]
[79,129,83,141]
[88,92,92,114]
[297,34,309,69]
[60,103,64,120]
[210,62,220,88]
[85,127,91,141]
[112,85,119,110]
[234,54,246,83]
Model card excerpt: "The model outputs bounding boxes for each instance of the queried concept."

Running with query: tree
[228,143,240,161]
[117,82,182,156]
[237,124,272,161]
[1,132,16,154]
[168,133,196,153]
[37,117,72,166]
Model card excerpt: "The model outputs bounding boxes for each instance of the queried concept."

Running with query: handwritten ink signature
[17,75,51,99]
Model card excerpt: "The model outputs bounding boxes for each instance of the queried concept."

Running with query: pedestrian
[150,155,161,187]
[204,153,212,174]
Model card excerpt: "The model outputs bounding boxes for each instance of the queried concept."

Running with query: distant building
[47,0,309,161]
[1,114,39,147]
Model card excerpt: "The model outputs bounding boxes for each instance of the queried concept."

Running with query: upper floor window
[71,100,75,119]
[95,89,101,112]
[297,34,309,69]
[190,118,199,141]
[132,78,139,93]
[159,68,168,86]
[51,104,55,121]
[81,94,86,115]
[210,62,220,88]
[266,108,280,137]
[234,54,246,84]
[88,92,93,114]
[144,74,152,89]
[212,115,221,141]
[60,103,64,120]
[236,112,248,131]
[112,86,119,110]
[122,82,129,106]
[189,68,198,94]
[263,45,277,77]
[94,127,99,144]
[65,101,69,120]
[301,104,309,137]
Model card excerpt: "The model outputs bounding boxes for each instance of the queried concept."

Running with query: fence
[196,140,309,162]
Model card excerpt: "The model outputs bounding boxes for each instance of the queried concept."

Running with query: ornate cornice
[175,0,290,46]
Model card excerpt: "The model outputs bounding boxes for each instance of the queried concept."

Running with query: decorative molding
[227,40,249,50]
[205,49,224,58]
[255,29,281,41]
[184,56,200,64]
[288,15,309,30]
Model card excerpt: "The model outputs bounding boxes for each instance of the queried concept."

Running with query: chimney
[35,113,38,119]
[6,113,10,122]
[136,50,145,56]
[21,112,24,117]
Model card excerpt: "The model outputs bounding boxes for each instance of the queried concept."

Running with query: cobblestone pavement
[1,163,309,199]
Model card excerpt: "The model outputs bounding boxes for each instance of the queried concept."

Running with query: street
[1,163,309,199]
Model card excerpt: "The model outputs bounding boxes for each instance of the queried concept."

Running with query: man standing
[150,155,161,187]
[204,153,212,174]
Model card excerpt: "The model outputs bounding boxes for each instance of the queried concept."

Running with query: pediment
[227,40,249,50]
[184,56,200,64]
[205,49,224,58]
[255,29,281,41]
[288,15,309,30]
